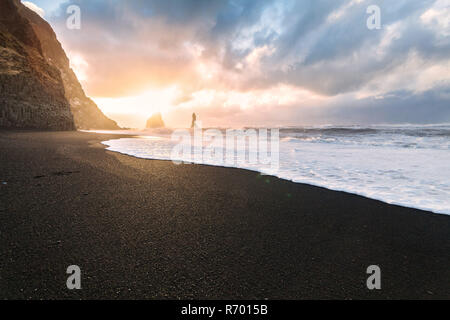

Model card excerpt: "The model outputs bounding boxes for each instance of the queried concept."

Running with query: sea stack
[0,0,119,130]
[146,112,165,129]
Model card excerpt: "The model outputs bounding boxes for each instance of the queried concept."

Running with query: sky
[23,0,450,128]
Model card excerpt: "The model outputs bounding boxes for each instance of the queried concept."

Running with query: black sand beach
[0,131,449,299]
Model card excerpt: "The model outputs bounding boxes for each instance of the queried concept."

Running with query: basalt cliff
[0,0,119,130]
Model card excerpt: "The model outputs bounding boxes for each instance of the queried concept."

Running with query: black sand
[0,131,449,299]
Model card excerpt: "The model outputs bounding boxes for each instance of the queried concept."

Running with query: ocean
[99,124,450,215]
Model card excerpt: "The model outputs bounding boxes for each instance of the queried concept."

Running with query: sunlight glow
[69,54,89,82]
[92,86,179,125]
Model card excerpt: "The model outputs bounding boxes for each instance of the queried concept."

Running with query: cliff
[0,0,74,130]
[146,113,165,128]
[0,0,119,130]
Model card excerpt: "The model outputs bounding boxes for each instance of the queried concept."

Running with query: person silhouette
[191,113,197,128]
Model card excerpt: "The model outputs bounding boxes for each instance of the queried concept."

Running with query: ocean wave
[101,124,450,215]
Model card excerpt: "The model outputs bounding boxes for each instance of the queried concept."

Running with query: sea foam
[99,125,450,215]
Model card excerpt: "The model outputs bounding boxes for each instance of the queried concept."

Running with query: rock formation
[146,113,165,128]
[191,112,197,128]
[0,0,119,130]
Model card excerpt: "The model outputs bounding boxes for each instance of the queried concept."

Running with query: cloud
[22,1,45,18]
[44,0,450,126]
[162,85,450,128]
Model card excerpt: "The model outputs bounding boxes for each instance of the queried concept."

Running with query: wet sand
[0,130,449,299]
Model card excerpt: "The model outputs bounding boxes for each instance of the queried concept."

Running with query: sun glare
[92,86,179,126]
[69,54,89,82]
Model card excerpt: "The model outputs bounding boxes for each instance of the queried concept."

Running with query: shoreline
[103,142,441,216]
[100,134,447,216]
[1,130,450,299]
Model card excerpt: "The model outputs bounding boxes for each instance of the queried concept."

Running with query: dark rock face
[146,113,165,128]
[0,0,119,130]
[0,0,74,130]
